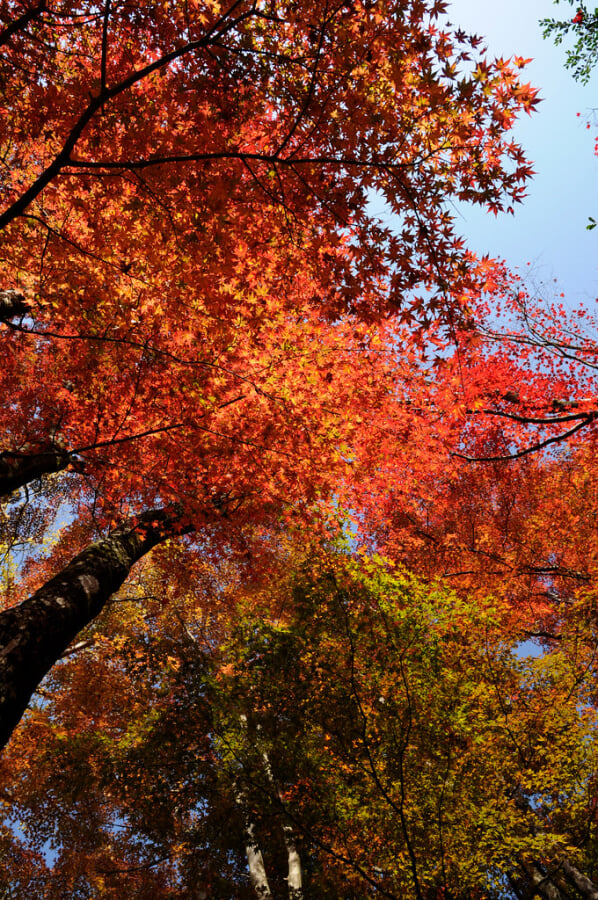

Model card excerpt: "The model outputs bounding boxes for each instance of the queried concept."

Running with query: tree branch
[0,444,72,499]
[0,0,47,48]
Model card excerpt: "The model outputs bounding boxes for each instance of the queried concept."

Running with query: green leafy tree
[542,2,598,83]
[3,549,598,899]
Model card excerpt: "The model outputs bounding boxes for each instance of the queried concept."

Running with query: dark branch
[0,0,47,48]
[0,444,71,499]
[0,0,251,229]
[455,417,594,462]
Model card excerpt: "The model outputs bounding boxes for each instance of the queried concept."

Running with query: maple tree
[6,0,598,894]
[348,277,598,630]
[0,0,540,749]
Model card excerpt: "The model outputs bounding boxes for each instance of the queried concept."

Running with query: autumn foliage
[0,0,539,531]
[3,550,598,897]
[1,0,598,896]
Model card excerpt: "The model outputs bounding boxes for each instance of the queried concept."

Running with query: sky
[444,0,598,307]
[438,1,594,661]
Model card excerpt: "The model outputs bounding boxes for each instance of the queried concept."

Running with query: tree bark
[560,858,598,899]
[260,747,303,900]
[233,778,274,900]
[0,446,71,499]
[0,508,180,750]
[281,819,302,900]
[0,289,30,322]
[519,859,566,900]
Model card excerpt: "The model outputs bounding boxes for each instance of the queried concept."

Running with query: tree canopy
[1,0,598,897]
[0,0,542,745]
[3,550,598,898]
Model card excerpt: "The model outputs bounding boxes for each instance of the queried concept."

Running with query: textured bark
[0,446,71,499]
[260,747,303,900]
[0,289,30,322]
[561,858,598,899]
[0,508,179,750]
[233,779,274,900]
[519,859,566,900]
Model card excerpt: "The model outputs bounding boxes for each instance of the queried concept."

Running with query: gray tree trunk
[233,778,274,900]
[561,857,598,899]
[519,859,565,900]
[260,747,303,900]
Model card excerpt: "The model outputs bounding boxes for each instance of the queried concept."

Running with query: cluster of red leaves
[0,0,539,550]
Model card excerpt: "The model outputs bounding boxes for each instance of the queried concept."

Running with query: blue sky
[446,0,598,306]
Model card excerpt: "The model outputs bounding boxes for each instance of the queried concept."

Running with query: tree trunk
[0,446,71,498]
[560,858,598,899]
[0,508,180,750]
[519,859,566,900]
[0,289,29,323]
[260,747,303,900]
[233,778,274,900]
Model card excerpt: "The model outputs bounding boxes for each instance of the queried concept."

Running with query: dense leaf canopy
[1,1,598,898]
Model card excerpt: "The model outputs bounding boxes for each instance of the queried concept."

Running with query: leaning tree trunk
[560,858,598,899]
[0,508,180,750]
[0,446,71,498]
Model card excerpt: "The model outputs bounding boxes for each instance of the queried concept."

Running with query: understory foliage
[2,551,598,898]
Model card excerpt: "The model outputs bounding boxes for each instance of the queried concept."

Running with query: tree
[346,278,598,639]
[542,2,598,83]
[0,0,539,748]
[3,548,598,899]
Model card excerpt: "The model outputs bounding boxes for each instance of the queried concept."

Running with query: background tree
[347,280,598,640]
[8,2,598,895]
[542,2,598,84]
[2,549,598,899]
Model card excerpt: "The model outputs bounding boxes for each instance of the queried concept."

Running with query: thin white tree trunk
[233,778,273,900]
[261,746,303,900]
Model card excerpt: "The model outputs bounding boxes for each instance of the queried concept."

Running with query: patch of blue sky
[446,0,598,305]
